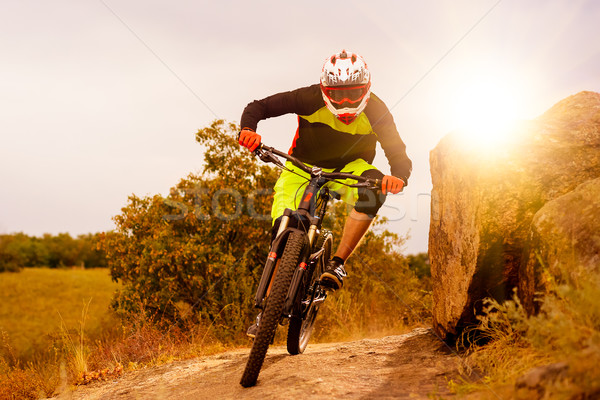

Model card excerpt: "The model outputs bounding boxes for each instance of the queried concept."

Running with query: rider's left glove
[239,128,262,152]
[382,175,405,195]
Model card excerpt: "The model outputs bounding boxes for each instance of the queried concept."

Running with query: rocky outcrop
[429,91,600,341]
[520,178,600,312]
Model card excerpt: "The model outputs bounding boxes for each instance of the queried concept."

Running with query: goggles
[322,84,370,105]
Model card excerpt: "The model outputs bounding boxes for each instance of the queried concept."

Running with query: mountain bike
[240,144,381,387]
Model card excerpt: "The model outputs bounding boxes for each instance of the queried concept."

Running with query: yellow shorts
[271,159,378,221]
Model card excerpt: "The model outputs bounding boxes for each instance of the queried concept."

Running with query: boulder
[520,178,600,312]
[429,91,600,341]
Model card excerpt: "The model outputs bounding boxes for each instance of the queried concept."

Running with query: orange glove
[382,175,405,194]
[239,128,262,152]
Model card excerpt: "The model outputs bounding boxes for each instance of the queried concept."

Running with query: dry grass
[0,268,119,399]
[452,265,600,399]
[1,303,235,399]
[0,268,120,361]
[0,268,232,399]
[57,298,92,381]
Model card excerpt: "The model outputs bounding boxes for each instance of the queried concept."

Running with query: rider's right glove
[239,128,262,152]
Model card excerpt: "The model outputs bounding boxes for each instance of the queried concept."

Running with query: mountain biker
[239,50,412,336]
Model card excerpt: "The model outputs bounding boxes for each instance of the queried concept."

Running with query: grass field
[0,268,120,361]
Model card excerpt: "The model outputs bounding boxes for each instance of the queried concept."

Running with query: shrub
[101,120,278,340]
[456,264,600,398]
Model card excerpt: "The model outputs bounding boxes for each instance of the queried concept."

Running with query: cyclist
[239,50,412,335]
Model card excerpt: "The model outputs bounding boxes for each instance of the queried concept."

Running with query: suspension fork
[254,208,293,309]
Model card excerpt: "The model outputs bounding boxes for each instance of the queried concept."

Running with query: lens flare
[451,76,521,147]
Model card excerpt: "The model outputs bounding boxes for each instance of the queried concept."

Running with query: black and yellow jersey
[240,84,412,185]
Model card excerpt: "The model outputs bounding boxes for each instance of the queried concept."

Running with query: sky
[1,0,599,254]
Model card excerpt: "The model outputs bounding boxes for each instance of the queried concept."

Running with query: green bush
[101,120,278,341]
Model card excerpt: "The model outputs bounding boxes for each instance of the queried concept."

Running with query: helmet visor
[322,84,369,105]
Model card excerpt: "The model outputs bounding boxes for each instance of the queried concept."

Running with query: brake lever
[363,178,382,191]
[253,145,285,168]
[347,178,381,191]
[252,146,264,159]
[374,178,382,191]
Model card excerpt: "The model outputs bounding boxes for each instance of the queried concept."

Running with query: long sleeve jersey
[240,84,412,185]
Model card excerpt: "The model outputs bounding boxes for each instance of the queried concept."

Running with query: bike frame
[252,145,380,320]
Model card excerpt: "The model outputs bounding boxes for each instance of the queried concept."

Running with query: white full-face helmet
[320,50,371,125]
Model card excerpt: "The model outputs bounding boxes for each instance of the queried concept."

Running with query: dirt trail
[56,327,471,399]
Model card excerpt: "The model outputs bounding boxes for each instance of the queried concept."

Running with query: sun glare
[451,75,521,147]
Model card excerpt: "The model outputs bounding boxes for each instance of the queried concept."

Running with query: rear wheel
[286,231,332,355]
[240,231,305,387]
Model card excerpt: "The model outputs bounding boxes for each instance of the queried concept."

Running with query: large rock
[520,178,600,312]
[429,91,600,341]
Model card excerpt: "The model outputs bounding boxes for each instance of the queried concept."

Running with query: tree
[0,233,49,271]
[42,233,79,268]
[0,232,108,272]
[77,233,107,268]
[406,252,431,279]
[101,120,278,339]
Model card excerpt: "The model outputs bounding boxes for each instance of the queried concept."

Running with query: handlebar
[253,144,382,190]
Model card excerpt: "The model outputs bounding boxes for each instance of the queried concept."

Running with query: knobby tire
[240,231,305,387]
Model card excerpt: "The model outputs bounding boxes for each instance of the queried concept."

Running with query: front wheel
[240,231,305,388]
[286,231,332,355]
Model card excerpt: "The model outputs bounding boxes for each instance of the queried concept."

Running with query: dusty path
[57,327,471,399]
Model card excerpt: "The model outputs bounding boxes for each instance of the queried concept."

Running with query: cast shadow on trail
[365,330,468,399]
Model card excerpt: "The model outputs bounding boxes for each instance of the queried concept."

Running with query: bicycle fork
[253,208,297,310]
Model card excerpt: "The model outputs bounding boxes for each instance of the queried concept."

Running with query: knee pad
[354,169,386,218]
